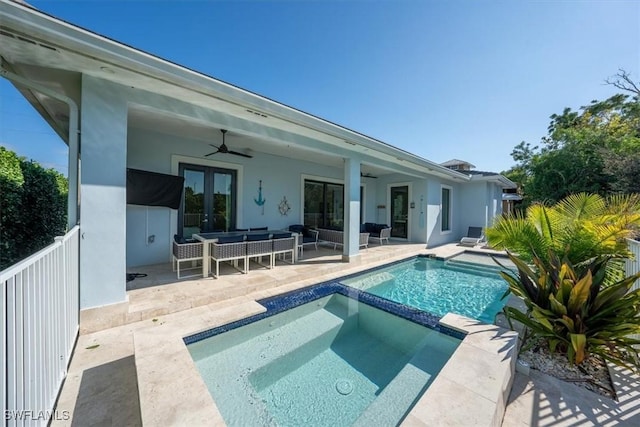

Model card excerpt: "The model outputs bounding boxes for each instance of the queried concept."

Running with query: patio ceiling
[0,1,472,183]
[128,106,394,177]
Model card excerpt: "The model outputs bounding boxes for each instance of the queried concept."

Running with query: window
[304,180,344,228]
[441,186,451,232]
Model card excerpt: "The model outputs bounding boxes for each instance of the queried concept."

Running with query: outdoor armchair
[289,224,319,257]
[363,223,392,245]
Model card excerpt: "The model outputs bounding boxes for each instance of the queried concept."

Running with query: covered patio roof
[1,0,479,182]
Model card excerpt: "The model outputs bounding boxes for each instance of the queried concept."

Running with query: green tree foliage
[486,193,640,267]
[0,147,68,270]
[504,71,640,206]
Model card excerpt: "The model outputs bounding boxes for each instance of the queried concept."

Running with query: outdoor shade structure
[0,0,516,313]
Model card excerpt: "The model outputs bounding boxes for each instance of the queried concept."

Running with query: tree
[486,193,640,267]
[0,147,68,270]
[503,71,640,205]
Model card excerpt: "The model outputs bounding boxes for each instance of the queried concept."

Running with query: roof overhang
[468,173,517,189]
[0,0,473,182]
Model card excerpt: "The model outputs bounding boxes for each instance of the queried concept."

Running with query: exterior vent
[0,30,58,52]
[246,109,268,118]
[0,30,16,38]
[17,36,36,45]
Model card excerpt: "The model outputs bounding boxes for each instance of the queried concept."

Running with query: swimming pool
[187,293,461,426]
[341,256,509,324]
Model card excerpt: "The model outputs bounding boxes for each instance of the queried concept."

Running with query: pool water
[188,294,460,426]
[341,257,508,324]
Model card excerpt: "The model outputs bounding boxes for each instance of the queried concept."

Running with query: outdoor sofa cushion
[217,235,244,244]
[247,233,270,242]
[362,223,390,237]
[272,232,292,239]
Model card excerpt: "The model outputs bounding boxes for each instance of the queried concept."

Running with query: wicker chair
[246,233,273,271]
[211,235,247,278]
[272,232,296,265]
[172,239,203,279]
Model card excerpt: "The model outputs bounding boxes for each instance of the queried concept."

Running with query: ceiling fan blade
[228,150,253,158]
[204,150,219,157]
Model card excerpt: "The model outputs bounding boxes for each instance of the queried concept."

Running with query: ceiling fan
[205,129,252,158]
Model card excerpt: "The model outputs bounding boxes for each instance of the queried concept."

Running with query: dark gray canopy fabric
[126,168,184,209]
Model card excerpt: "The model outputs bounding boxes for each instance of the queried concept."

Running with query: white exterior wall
[458,181,489,237]
[424,178,463,247]
[126,126,364,267]
[458,180,505,239]
[80,75,129,309]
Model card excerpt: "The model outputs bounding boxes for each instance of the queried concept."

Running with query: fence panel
[1,226,79,426]
[627,238,640,291]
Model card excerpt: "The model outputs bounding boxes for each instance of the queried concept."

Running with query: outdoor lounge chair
[172,235,203,279]
[459,226,484,247]
[211,235,246,278]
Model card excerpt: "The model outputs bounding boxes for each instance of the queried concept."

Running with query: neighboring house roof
[440,159,477,169]
[0,0,513,186]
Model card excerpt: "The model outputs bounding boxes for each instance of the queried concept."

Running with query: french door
[178,164,237,237]
[390,185,408,238]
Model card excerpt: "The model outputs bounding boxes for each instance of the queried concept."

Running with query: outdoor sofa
[316,227,370,250]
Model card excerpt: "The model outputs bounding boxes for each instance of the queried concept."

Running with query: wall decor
[254,180,266,215]
[278,196,291,216]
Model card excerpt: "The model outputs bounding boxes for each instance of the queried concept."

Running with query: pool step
[353,331,460,426]
[443,260,506,277]
[447,258,516,273]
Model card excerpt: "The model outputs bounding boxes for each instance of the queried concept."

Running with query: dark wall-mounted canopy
[126,168,184,209]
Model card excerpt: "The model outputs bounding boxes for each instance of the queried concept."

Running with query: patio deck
[53,242,640,426]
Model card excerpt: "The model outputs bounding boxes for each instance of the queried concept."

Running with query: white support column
[79,76,128,309]
[343,157,361,262]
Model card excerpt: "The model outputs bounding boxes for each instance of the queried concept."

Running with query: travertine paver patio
[52,242,640,426]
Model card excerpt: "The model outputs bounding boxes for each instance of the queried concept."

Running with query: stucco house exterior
[0,0,515,315]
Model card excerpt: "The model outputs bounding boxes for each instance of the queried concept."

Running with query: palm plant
[500,250,640,371]
[487,193,640,267]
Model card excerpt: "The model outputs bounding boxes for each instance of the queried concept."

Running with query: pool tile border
[184,260,469,345]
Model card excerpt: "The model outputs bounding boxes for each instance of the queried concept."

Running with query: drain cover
[335,379,353,395]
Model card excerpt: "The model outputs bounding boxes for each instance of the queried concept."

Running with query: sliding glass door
[304,179,364,229]
[179,164,236,237]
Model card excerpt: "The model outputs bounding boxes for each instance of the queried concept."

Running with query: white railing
[1,226,80,427]
[627,238,640,292]
[627,238,640,347]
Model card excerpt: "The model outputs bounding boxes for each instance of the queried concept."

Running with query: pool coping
[133,281,518,426]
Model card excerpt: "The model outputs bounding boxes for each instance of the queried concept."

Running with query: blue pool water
[188,294,460,426]
[341,256,509,324]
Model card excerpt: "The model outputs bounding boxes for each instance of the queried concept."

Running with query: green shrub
[0,147,67,270]
[500,250,640,372]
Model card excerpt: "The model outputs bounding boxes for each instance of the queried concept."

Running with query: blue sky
[1,0,639,176]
